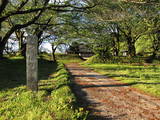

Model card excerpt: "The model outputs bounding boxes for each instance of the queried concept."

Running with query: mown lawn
[0,57,87,120]
[84,63,160,97]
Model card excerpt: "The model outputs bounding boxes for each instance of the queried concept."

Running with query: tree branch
[0,0,9,15]
[0,2,96,24]
[1,10,44,46]
[121,0,160,5]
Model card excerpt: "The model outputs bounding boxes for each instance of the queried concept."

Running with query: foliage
[1,0,160,60]
[80,0,160,59]
[135,35,153,54]
[83,55,107,64]
[92,39,112,60]
[0,0,96,58]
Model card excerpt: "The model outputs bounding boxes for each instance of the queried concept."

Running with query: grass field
[0,57,57,90]
[40,53,83,64]
[55,54,82,64]
[84,63,160,97]
[0,57,87,120]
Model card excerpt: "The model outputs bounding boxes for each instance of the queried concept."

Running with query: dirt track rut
[66,63,160,120]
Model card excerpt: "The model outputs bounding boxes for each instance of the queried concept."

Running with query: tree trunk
[26,35,38,91]
[52,51,56,62]
[0,40,6,59]
[127,37,136,57]
[52,45,56,62]
[21,43,26,57]
[112,37,119,56]
[0,47,3,59]
[116,34,120,56]
[15,31,26,57]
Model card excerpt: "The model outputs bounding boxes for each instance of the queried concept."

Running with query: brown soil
[66,63,160,120]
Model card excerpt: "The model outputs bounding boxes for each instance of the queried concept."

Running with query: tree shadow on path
[70,73,129,120]
[68,66,160,120]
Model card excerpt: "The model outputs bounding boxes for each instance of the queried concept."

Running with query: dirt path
[66,63,160,120]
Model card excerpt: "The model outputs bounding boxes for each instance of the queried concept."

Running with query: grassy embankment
[83,56,160,97]
[0,55,87,120]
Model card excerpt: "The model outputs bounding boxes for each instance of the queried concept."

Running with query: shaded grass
[0,57,57,119]
[0,57,87,120]
[83,63,160,97]
[0,57,57,90]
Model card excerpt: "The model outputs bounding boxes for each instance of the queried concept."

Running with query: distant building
[121,50,128,56]
[66,43,94,57]
[78,44,94,57]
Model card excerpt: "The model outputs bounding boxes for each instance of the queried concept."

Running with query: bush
[84,55,160,64]
[84,55,106,64]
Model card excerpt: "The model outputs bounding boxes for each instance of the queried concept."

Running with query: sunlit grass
[39,53,83,64]
[84,63,160,97]
[0,57,87,120]
[0,58,57,119]
[56,54,83,63]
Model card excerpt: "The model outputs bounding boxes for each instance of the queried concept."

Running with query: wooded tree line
[0,0,96,59]
[0,0,159,60]
[69,0,160,60]
[0,0,97,91]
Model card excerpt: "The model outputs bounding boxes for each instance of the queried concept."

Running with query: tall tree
[0,0,96,58]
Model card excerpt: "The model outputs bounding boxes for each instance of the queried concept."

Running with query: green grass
[39,53,83,64]
[56,54,83,64]
[84,55,160,64]
[83,63,160,97]
[0,57,87,120]
[49,63,88,120]
[0,57,57,90]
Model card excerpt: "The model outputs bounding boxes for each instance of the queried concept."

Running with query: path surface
[66,63,160,120]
